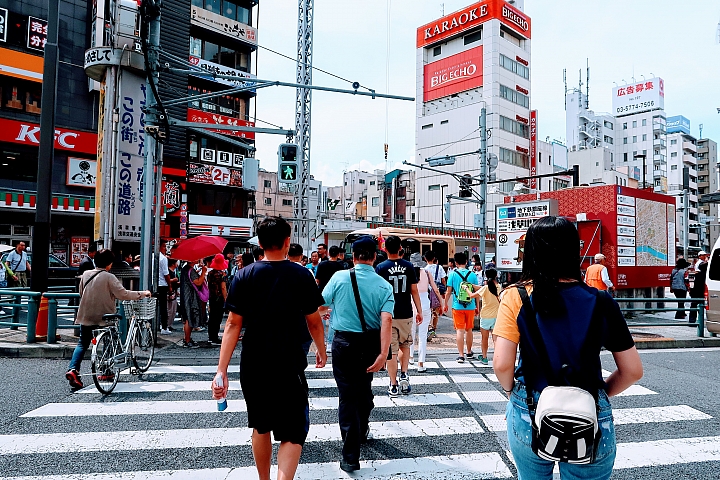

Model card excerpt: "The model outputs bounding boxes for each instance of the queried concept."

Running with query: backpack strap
[350,268,368,333]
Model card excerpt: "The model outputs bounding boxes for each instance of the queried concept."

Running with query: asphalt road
[0,348,719,479]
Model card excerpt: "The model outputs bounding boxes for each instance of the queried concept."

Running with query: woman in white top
[409,253,444,372]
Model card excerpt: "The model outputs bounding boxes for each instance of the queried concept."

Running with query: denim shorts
[506,383,616,480]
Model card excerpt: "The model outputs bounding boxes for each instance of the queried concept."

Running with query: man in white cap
[585,253,614,293]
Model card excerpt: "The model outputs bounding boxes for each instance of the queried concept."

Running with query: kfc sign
[612,77,665,116]
[0,118,97,154]
[423,46,483,102]
[416,0,531,47]
[187,108,256,140]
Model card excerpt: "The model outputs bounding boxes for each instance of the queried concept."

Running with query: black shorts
[240,371,310,445]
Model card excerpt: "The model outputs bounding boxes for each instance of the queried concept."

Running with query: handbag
[428,271,441,310]
[349,268,381,362]
[517,285,601,465]
[189,268,210,303]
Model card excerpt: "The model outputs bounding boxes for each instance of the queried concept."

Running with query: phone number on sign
[616,101,655,114]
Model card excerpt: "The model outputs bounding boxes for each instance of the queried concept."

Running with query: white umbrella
[248,236,259,246]
[0,244,13,253]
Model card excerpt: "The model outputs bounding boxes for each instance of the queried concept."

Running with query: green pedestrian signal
[277,143,300,185]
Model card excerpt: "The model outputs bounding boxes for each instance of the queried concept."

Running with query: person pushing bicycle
[65,249,150,390]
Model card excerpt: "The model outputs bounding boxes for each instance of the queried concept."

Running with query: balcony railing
[683,142,698,153]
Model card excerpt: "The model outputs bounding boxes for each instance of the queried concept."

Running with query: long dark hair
[520,216,582,316]
[485,268,498,297]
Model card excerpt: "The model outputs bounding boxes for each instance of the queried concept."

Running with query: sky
[254,0,720,188]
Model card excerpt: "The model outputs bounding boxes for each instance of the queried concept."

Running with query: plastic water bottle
[215,372,227,411]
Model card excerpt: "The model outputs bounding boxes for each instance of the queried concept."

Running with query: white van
[705,237,720,334]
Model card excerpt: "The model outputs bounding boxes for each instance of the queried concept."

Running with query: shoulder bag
[434,264,447,295]
[428,270,441,310]
[350,268,381,363]
[188,268,210,303]
[517,285,602,465]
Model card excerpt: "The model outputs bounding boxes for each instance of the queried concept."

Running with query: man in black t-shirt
[213,217,327,480]
[375,236,422,396]
[315,245,347,351]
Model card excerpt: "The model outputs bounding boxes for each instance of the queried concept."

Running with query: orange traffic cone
[35,295,48,340]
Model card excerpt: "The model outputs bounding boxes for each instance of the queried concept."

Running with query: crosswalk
[1,355,719,479]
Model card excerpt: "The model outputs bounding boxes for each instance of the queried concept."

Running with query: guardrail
[42,292,80,344]
[0,289,41,341]
[616,297,706,338]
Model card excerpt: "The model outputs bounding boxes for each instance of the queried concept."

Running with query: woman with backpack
[493,216,643,479]
[466,268,500,365]
[670,258,691,319]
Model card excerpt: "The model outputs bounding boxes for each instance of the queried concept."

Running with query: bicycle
[91,298,156,394]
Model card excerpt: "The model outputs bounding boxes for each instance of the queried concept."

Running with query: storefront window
[203,41,219,63]
[189,37,202,57]
[223,1,237,21]
[237,6,250,24]
[205,0,221,13]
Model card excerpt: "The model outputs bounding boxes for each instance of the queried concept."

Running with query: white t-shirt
[425,264,446,285]
[158,253,169,287]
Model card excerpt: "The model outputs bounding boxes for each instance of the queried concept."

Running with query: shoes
[65,370,83,390]
[160,329,172,335]
[388,384,399,397]
[209,338,222,344]
[193,327,206,332]
[480,356,489,365]
[183,340,200,349]
[428,328,436,338]
[399,372,411,395]
[466,351,475,359]
[409,356,414,364]
[96,373,115,382]
[417,365,427,373]
[340,459,360,472]
[457,356,465,364]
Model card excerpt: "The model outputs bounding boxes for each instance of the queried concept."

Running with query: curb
[634,337,720,349]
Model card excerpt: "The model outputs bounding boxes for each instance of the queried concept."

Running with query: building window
[422,124,433,130]
[499,85,530,108]
[623,137,628,144]
[428,184,440,191]
[499,147,529,168]
[441,119,449,125]
[359,179,365,184]
[499,115,530,138]
[282,199,292,206]
[387,197,392,205]
[642,119,647,126]
[264,197,272,205]
[623,123,627,129]
[604,136,614,144]
[604,121,614,130]
[370,181,375,185]
[642,134,647,141]
[671,139,677,145]
[671,152,678,157]
[263,180,271,188]
[499,54,529,79]
[632,121,637,128]
[464,30,482,45]
[396,214,405,221]
[371,197,379,206]
[433,46,442,56]
[671,165,678,170]
[633,136,637,143]
[624,153,628,162]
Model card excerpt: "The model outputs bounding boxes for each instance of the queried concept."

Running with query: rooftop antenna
[563,68,567,110]
[700,123,704,139]
[586,58,590,109]
[441,3,444,15]
[578,69,583,111]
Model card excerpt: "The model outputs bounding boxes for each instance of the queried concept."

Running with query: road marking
[0,417,483,455]
[22,393,464,417]
[485,373,499,382]
[120,362,440,376]
[461,390,508,403]
[309,375,450,389]
[0,452,513,479]
[440,360,480,369]
[479,405,711,432]
[615,435,720,469]
[481,376,656,397]
[450,374,489,383]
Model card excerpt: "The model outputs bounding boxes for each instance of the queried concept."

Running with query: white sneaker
[409,356,415,364]
[160,329,172,335]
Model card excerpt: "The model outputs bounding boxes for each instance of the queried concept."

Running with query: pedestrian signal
[277,143,300,185]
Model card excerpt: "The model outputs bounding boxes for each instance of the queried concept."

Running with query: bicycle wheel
[91,330,120,394]
[132,320,155,372]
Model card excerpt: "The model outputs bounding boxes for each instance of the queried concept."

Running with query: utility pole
[294,0,313,249]
[31,0,59,293]
[478,107,488,268]
[683,165,690,259]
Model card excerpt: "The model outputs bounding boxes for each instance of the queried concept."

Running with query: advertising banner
[26,16,47,51]
[612,77,664,116]
[188,56,256,88]
[190,6,257,45]
[187,163,243,188]
[529,110,537,189]
[495,200,557,271]
[70,236,90,267]
[161,179,184,216]
[0,8,8,42]
[666,115,690,135]
[0,117,97,153]
[66,158,96,188]
[51,243,68,265]
[114,71,146,242]
[187,108,255,140]
[423,46,483,102]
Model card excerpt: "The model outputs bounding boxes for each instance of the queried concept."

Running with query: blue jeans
[68,325,95,372]
[325,311,335,347]
[507,383,616,480]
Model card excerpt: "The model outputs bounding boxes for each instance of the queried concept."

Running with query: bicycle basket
[122,297,157,321]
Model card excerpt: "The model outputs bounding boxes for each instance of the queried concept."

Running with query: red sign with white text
[423,47,483,102]
[0,118,97,155]
[186,108,255,141]
[417,0,531,47]
[529,110,537,189]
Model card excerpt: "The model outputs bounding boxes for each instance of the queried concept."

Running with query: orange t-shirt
[493,284,534,345]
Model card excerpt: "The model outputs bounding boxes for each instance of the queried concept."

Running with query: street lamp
[634,154,647,189]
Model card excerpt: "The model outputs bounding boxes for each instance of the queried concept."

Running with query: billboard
[423,46,483,102]
[188,56,256,89]
[187,108,255,140]
[190,6,257,45]
[187,163,243,188]
[529,110,537,189]
[495,200,558,271]
[612,77,664,116]
[666,115,690,135]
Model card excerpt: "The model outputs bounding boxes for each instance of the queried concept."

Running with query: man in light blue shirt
[5,242,30,287]
[321,236,393,473]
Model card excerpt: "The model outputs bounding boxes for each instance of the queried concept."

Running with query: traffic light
[444,202,451,223]
[459,174,473,197]
[571,164,580,187]
[277,143,300,185]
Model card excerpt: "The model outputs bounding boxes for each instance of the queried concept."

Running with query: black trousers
[157,286,169,329]
[332,330,379,464]
[672,288,687,319]
[208,298,225,342]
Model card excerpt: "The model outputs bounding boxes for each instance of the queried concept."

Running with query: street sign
[473,213,483,229]
[428,156,456,167]
[444,202,451,223]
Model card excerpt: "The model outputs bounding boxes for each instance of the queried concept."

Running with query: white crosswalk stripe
[4,355,720,479]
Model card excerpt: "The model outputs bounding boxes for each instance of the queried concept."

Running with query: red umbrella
[171,235,228,262]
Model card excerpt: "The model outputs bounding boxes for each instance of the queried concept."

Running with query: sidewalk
[2,312,719,359]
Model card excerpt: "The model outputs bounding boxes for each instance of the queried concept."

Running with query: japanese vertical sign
[114,71,146,242]
[26,16,47,51]
[529,110,537,190]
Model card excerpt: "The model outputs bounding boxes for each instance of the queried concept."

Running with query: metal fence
[617,297,707,338]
